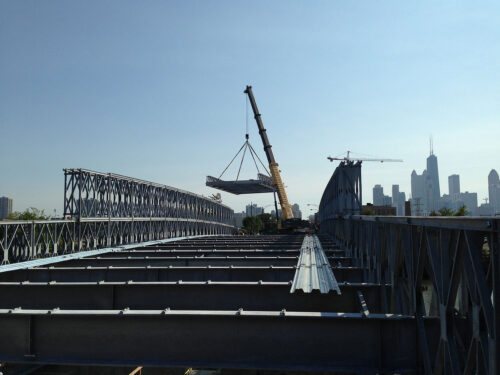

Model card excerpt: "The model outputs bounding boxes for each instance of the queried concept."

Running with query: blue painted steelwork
[0,169,233,265]
[319,162,499,375]
[0,235,218,273]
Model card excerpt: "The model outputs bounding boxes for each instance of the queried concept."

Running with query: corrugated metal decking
[290,234,341,294]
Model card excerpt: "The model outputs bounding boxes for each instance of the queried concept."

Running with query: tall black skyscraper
[425,140,440,212]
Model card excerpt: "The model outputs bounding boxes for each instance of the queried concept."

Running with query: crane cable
[216,93,271,181]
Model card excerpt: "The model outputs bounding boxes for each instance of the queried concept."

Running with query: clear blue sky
[1,1,499,216]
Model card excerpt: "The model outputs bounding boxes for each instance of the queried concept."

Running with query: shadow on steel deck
[0,235,434,374]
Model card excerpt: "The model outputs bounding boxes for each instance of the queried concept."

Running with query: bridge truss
[320,162,499,375]
[0,169,233,264]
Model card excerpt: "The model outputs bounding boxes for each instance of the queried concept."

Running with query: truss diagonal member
[290,235,341,294]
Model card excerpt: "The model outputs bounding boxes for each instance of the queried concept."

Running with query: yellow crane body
[269,162,293,219]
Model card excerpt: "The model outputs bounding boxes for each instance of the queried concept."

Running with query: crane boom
[327,151,403,163]
[244,85,294,220]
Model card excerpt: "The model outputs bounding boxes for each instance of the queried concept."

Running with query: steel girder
[318,161,362,219]
[320,215,499,374]
[0,234,415,373]
[1,169,234,264]
[63,169,233,223]
[0,281,388,313]
[318,162,499,375]
[0,218,233,265]
[0,309,432,372]
[0,265,365,283]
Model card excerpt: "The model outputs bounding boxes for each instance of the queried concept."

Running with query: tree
[432,205,468,217]
[257,213,277,234]
[454,205,468,216]
[242,216,263,235]
[438,207,454,216]
[8,207,49,220]
[362,206,375,215]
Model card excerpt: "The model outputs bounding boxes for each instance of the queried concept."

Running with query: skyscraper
[411,170,427,214]
[373,185,384,206]
[448,174,460,197]
[426,152,440,212]
[488,169,500,214]
[291,204,302,219]
[245,203,263,217]
[0,197,13,219]
[392,185,405,216]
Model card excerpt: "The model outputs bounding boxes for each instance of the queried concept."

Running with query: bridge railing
[1,169,234,265]
[319,162,498,374]
[63,168,233,224]
[0,217,233,265]
[321,215,498,374]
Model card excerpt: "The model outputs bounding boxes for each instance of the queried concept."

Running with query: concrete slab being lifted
[206,174,275,195]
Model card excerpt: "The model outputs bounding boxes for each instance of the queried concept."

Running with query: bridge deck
[0,235,432,373]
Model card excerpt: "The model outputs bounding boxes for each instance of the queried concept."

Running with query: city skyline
[371,146,498,215]
[1,145,498,216]
[1,2,500,214]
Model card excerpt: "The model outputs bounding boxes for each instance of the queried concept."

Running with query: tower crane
[244,85,294,220]
[327,151,403,163]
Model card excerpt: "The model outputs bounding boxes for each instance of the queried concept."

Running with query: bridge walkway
[0,234,427,374]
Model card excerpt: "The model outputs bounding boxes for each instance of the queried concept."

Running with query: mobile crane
[244,85,294,220]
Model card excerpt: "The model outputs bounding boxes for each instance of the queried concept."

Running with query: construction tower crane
[327,151,403,163]
[244,85,294,220]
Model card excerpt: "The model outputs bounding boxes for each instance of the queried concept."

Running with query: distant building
[488,169,500,214]
[448,174,460,197]
[411,145,441,215]
[271,209,283,218]
[411,170,427,215]
[477,203,494,216]
[404,200,411,216]
[291,203,302,219]
[391,185,406,216]
[0,197,13,219]
[426,152,441,212]
[383,196,392,206]
[392,185,400,212]
[439,191,477,216]
[373,185,384,206]
[245,204,263,217]
[459,192,478,216]
[233,212,245,228]
[362,203,396,216]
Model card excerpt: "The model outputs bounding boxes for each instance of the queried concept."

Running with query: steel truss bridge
[0,169,233,265]
[0,165,497,375]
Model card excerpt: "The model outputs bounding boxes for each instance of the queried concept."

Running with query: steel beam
[0,266,364,283]
[0,309,433,372]
[55,256,352,268]
[0,282,387,313]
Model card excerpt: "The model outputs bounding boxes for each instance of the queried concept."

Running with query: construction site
[0,85,497,375]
